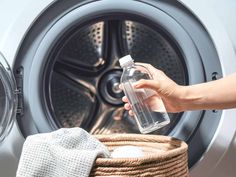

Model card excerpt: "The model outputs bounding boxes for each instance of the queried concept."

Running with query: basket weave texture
[91,134,188,177]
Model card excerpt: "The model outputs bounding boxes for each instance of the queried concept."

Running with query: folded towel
[16,128,110,177]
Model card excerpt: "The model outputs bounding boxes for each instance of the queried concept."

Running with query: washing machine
[0,0,236,176]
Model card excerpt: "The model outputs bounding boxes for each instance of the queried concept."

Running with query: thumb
[134,79,159,91]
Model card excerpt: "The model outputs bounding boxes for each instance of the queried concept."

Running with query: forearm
[179,73,236,111]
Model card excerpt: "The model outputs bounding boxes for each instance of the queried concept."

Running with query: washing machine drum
[15,0,223,168]
[49,20,186,135]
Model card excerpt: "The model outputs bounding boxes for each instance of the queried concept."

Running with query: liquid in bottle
[119,55,170,134]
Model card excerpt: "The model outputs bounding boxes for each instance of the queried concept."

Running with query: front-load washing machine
[0,0,236,176]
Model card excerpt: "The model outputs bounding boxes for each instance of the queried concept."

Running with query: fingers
[122,97,134,116]
[135,62,154,69]
[124,103,134,116]
[124,103,131,110]
[135,63,165,79]
[119,84,123,90]
[122,96,128,103]
[129,110,134,116]
[123,97,131,111]
[134,79,159,91]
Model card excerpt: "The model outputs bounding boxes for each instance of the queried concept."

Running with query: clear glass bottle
[119,55,170,134]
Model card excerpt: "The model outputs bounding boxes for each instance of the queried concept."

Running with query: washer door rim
[29,0,205,135]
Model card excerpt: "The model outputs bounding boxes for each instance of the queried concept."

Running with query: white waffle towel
[16,128,110,177]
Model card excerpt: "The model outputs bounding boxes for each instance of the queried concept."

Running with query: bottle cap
[119,55,134,68]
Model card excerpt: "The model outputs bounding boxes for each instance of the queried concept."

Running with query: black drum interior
[45,19,186,135]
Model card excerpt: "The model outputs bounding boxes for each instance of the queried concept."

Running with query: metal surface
[50,73,97,128]
[124,21,186,85]
[48,20,186,135]
[60,22,105,68]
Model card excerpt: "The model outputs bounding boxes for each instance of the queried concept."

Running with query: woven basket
[91,134,188,177]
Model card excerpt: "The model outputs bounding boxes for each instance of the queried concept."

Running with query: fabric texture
[16,128,110,177]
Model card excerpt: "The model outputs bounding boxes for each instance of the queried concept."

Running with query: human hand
[122,63,185,115]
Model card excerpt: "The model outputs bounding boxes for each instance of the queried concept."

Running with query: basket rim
[94,134,188,165]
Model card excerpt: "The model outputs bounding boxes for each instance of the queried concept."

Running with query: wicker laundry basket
[91,134,188,177]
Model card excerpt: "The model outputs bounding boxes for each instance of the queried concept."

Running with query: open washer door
[0,53,17,142]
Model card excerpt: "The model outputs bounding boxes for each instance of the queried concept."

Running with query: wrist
[178,85,205,111]
[175,85,189,111]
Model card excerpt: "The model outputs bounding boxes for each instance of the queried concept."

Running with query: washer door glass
[0,53,17,142]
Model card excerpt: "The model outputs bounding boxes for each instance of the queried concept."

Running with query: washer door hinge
[15,67,24,117]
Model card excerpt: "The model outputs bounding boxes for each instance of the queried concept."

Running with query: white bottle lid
[119,55,134,68]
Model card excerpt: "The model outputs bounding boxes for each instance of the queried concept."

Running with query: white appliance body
[0,0,235,177]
